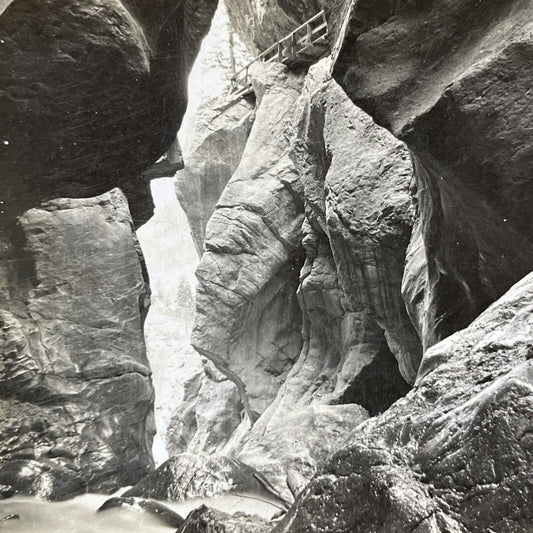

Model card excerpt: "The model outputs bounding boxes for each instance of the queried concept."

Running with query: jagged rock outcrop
[0,190,154,499]
[124,453,280,504]
[0,0,217,225]
[175,96,255,255]
[329,0,533,349]
[279,270,533,533]
[191,64,307,418]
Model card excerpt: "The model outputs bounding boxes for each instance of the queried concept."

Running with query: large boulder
[278,270,533,533]
[178,505,270,533]
[0,190,154,499]
[330,0,533,348]
[0,0,217,225]
[124,453,281,504]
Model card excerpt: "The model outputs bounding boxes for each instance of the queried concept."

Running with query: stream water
[0,493,281,532]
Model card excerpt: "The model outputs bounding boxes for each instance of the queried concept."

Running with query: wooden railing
[230,10,329,97]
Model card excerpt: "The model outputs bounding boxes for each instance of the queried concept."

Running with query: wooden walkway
[230,10,329,98]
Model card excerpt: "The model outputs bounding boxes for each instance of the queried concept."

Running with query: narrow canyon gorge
[0,0,532,532]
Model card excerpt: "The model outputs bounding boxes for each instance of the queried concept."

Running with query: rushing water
[0,493,281,532]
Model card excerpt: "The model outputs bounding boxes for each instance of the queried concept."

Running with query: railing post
[306,22,312,43]
[278,41,282,62]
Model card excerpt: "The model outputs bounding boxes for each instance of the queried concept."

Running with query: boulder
[0,0,217,225]
[97,496,185,528]
[0,190,154,498]
[278,270,533,532]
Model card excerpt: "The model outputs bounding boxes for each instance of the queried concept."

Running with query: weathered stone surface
[225,403,369,503]
[0,189,154,499]
[278,271,533,533]
[0,0,217,225]
[175,96,255,255]
[178,505,270,533]
[331,0,533,349]
[291,58,420,389]
[191,63,306,418]
[167,360,242,458]
[124,453,278,504]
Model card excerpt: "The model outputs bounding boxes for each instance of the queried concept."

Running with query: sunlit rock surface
[278,271,533,533]
[330,0,533,349]
[0,190,153,499]
[191,63,306,418]
[166,359,243,458]
[219,59,418,502]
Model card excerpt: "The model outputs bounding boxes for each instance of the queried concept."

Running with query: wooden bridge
[230,10,329,98]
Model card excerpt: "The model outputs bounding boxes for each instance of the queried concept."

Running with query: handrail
[230,10,328,94]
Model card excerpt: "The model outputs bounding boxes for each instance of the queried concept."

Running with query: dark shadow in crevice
[337,333,411,416]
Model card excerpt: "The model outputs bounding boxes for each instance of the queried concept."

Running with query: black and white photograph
[0,1,532,531]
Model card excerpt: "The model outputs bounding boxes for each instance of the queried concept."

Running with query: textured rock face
[0,0,217,225]
[175,96,255,255]
[279,271,533,533]
[178,505,270,533]
[0,190,154,499]
[226,404,369,503]
[191,64,306,418]
[167,360,243,458]
[331,0,533,348]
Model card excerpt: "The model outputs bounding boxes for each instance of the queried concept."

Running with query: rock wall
[191,64,307,418]
[216,59,418,501]
[175,97,255,255]
[0,190,153,499]
[330,0,533,349]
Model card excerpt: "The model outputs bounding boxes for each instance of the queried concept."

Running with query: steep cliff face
[279,271,533,533]
[0,190,153,499]
[330,0,533,349]
[0,0,217,225]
